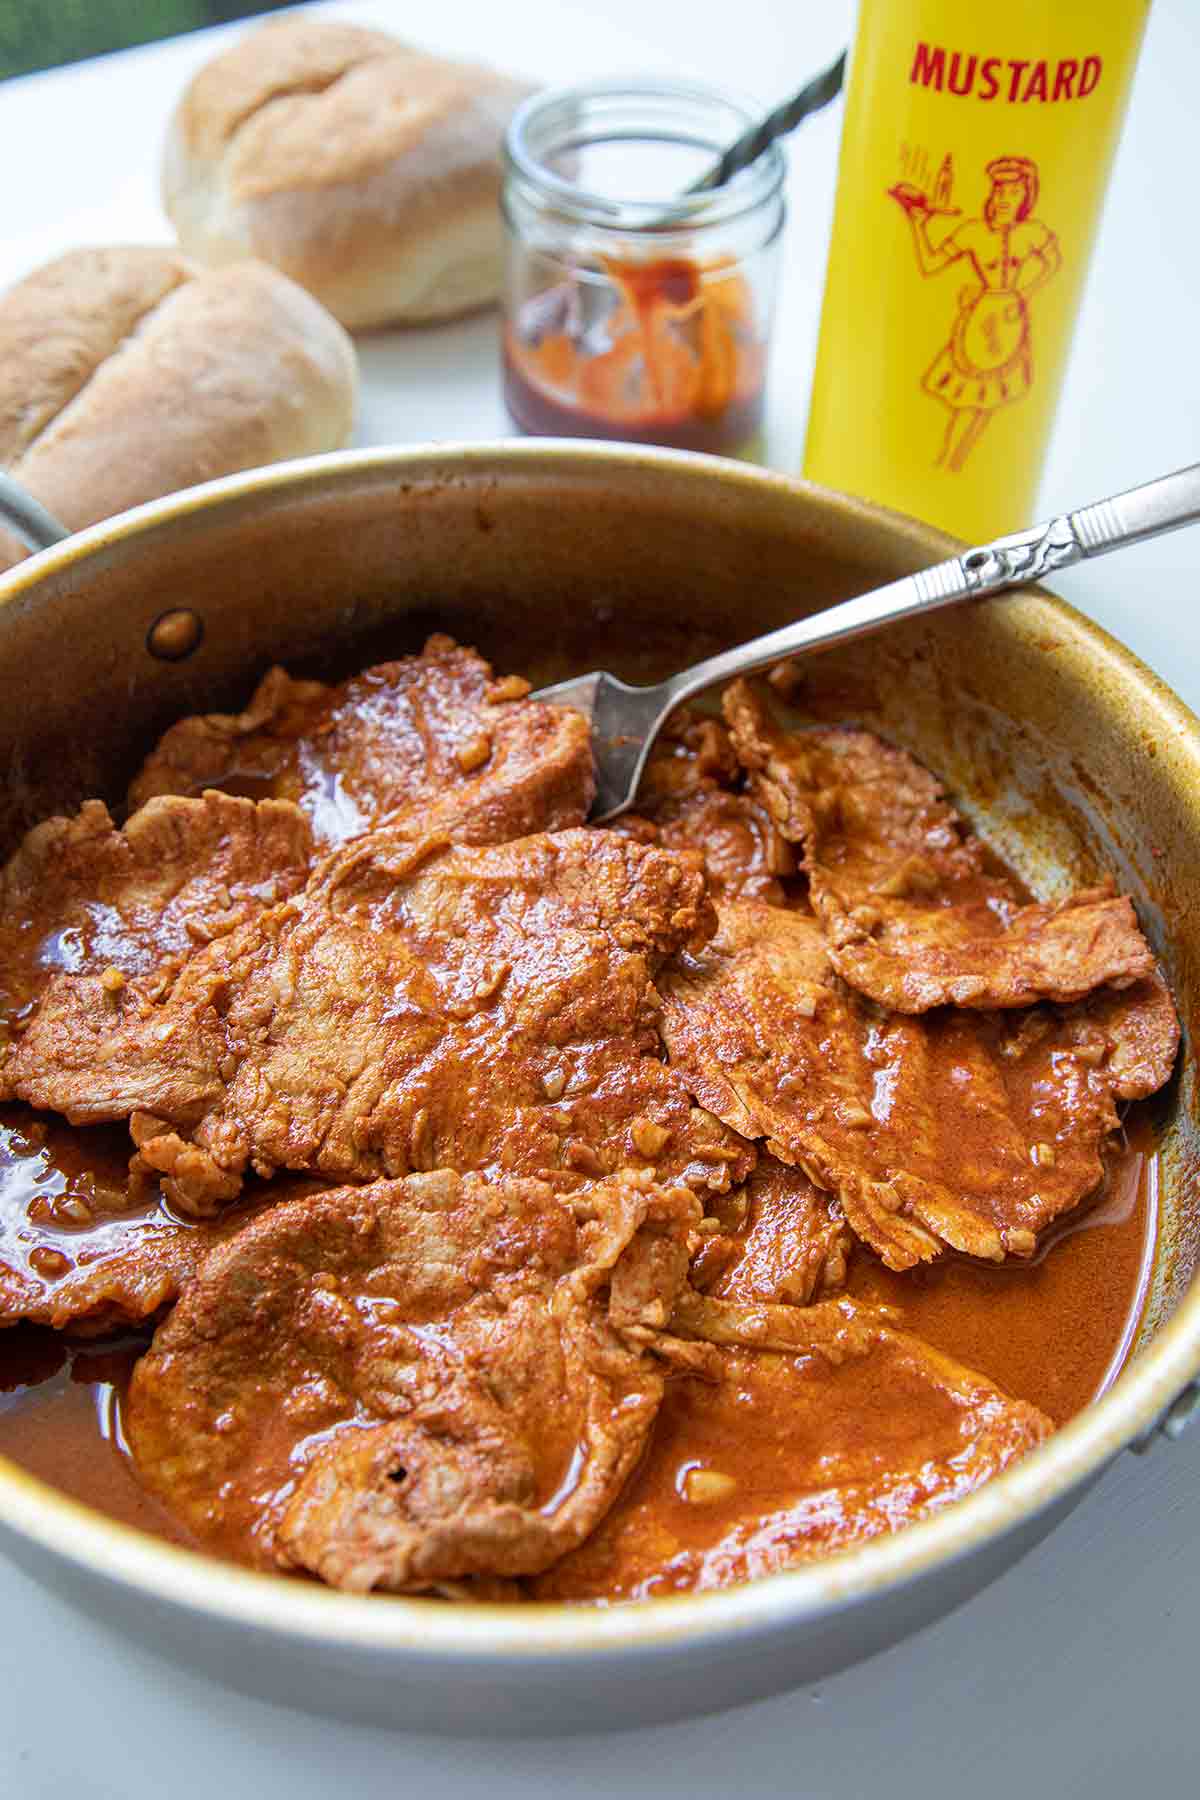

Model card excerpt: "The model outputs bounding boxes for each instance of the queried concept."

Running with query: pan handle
[0,471,69,554]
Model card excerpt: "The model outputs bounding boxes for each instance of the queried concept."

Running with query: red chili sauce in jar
[503,253,767,454]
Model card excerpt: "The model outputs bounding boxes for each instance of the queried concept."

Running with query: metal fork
[535,463,1200,820]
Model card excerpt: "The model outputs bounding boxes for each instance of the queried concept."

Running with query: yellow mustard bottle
[803,0,1150,542]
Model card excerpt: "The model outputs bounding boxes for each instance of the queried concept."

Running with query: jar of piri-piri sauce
[501,81,786,457]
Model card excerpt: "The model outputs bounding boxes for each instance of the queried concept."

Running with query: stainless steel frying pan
[0,443,1196,1735]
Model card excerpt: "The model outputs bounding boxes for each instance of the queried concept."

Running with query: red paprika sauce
[503,253,766,453]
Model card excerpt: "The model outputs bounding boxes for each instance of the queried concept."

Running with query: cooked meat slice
[128,633,595,847]
[124,1169,700,1589]
[0,1107,200,1332]
[724,681,1157,1011]
[618,787,796,905]
[7,828,752,1213]
[688,1153,851,1305]
[0,790,311,1050]
[669,1285,890,1351]
[0,1107,306,1333]
[0,1192,260,1335]
[614,703,794,904]
[0,1226,191,1335]
[659,899,1179,1270]
[534,1290,1052,1600]
[128,665,326,810]
[638,709,741,801]
[824,881,1160,1015]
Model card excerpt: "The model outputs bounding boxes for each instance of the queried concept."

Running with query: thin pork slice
[724,681,1157,1012]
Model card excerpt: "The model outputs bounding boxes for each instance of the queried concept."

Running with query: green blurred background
[0,1,292,80]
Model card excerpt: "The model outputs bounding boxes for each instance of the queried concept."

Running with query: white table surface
[2,1,1199,1792]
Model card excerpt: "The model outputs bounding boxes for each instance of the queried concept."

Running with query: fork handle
[664,462,1200,713]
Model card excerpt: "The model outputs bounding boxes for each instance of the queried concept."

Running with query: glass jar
[501,80,786,457]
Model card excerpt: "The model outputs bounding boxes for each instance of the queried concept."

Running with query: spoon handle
[663,462,1200,714]
[687,51,848,193]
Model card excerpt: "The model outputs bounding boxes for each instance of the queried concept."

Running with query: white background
[1,1,1199,1793]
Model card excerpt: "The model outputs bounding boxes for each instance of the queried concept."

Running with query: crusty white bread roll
[0,246,357,570]
[161,18,531,330]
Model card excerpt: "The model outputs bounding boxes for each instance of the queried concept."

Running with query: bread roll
[0,246,357,570]
[162,18,531,329]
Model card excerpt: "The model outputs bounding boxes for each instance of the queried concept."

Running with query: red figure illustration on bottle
[888,154,1062,471]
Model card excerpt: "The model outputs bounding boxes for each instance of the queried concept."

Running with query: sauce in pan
[0,1118,1157,1560]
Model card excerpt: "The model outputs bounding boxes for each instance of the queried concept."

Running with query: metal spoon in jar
[684,51,847,194]
[536,462,1200,820]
